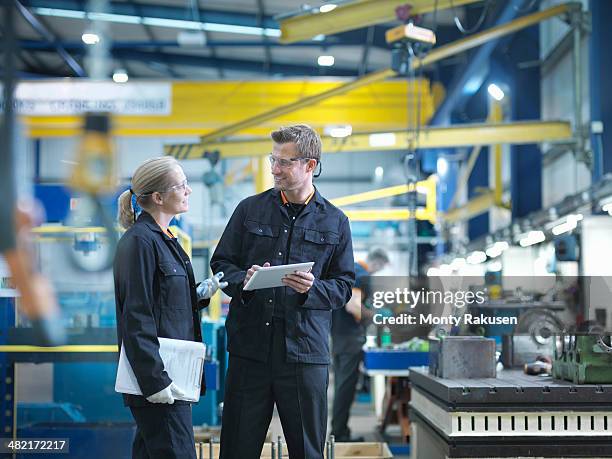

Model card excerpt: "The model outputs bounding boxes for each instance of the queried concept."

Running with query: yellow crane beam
[166,120,572,160]
[24,78,431,137]
[195,3,576,144]
[415,2,577,69]
[279,0,480,44]
[333,176,438,223]
[198,69,398,144]
[443,191,496,223]
[331,183,422,207]
[343,208,432,222]
[0,345,117,352]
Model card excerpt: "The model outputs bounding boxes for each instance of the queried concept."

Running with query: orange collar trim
[280,189,315,206]
[357,260,370,272]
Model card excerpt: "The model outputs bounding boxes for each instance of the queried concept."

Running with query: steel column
[467,147,490,240]
[491,102,504,205]
[511,32,542,219]
[254,156,273,193]
[589,0,612,182]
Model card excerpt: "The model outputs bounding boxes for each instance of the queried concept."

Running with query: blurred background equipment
[4,0,612,457]
[429,335,496,379]
[553,334,612,384]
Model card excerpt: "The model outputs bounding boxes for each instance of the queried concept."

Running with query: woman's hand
[146,382,185,404]
[197,272,228,300]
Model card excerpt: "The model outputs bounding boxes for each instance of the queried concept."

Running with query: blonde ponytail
[117,189,135,229]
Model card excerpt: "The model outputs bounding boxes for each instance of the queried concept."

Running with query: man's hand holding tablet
[243,262,315,291]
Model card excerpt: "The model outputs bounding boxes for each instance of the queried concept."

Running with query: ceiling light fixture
[467,251,487,264]
[81,31,100,45]
[369,133,396,147]
[485,241,509,258]
[319,3,338,13]
[519,230,545,247]
[317,55,335,66]
[552,214,583,235]
[324,124,352,138]
[487,83,505,101]
[112,69,128,83]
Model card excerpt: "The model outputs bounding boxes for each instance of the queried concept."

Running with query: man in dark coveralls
[211,124,355,459]
[331,248,389,442]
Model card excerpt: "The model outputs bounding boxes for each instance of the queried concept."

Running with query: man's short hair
[271,124,321,162]
[367,247,390,265]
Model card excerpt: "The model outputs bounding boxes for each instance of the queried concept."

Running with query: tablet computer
[243,262,315,291]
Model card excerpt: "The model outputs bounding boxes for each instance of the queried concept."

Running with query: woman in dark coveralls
[114,157,226,459]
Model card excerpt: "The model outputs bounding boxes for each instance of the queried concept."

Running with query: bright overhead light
[450,257,466,270]
[437,157,448,176]
[439,264,452,275]
[325,124,351,138]
[467,251,487,265]
[33,7,281,37]
[369,132,396,147]
[81,32,100,45]
[519,230,545,247]
[319,3,338,13]
[112,69,128,83]
[552,214,583,235]
[317,55,335,66]
[485,241,509,258]
[374,166,384,181]
[552,222,574,235]
[487,83,505,101]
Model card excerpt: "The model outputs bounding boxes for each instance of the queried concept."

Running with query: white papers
[115,337,206,403]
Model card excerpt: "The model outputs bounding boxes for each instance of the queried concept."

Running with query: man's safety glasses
[268,155,310,169]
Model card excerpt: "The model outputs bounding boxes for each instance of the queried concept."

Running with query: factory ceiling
[9,0,471,80]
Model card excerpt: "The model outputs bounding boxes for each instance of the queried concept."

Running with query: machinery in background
[409,366,612,459]
[429,336,496,379]
[553,334,612,384]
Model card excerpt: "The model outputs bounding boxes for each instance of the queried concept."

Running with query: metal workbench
[409,367,612,458]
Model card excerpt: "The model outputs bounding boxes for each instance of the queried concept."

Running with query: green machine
[553,335,612,384]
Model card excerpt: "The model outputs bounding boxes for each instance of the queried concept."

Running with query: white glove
[146,382,185,404]
[197,272,228,300]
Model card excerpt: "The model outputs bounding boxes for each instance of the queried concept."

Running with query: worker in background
[331,248,390,442]
[114,157,226,459]
[211,124,355,459]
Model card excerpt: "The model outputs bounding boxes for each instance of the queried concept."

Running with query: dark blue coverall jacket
[210,188,355,364]
[114,211,208,407]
